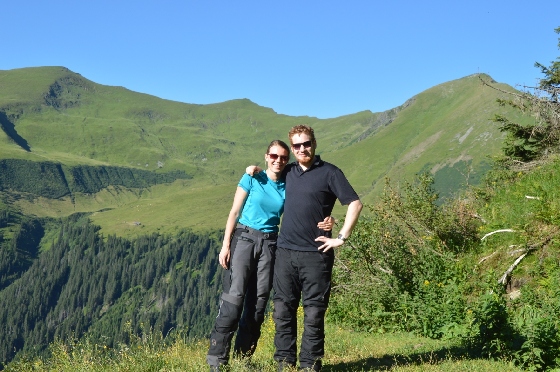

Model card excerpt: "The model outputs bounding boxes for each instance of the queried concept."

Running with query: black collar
[295,155,323,172]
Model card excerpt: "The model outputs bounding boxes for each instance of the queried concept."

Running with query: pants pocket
[238,232,255,243]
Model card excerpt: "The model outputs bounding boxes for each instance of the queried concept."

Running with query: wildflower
[424,280,430,286]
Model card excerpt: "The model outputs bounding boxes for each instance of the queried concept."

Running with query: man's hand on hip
[315,236,344,252]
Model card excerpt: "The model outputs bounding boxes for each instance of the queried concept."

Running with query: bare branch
[498,253,528,285]
[334,256,352,273]
[346,241,394,275]
[481,229,515,241]
[478,250,499,264]
[508,249,527,256]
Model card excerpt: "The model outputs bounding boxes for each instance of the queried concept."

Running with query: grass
[12,178,235,238]
[4,311,522,372]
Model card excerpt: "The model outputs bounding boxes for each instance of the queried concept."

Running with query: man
[273,125,363,371]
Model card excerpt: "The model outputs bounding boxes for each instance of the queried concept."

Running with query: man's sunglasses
[268,153,289,162]
[291,140,313,150]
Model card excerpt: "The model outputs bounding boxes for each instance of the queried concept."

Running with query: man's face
[290,132,316,166]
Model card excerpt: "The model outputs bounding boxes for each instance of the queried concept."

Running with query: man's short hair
[288,125,315,143]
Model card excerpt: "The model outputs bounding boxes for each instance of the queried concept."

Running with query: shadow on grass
[324,344,480,371]
[0,111,30,152]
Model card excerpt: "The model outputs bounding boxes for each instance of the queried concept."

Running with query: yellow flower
[424,280,430,286]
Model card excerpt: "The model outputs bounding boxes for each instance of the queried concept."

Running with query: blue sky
[3,0,559,119]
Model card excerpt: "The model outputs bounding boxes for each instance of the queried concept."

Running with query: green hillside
[0,67,527,237]
[323,75,531,203]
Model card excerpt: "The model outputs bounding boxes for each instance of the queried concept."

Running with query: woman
[206,140,333,371]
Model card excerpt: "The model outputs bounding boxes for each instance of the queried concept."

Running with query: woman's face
[265,145,289,173]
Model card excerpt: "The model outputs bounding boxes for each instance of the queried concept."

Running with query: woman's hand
[219,245,231,269]
[317,216,335,231]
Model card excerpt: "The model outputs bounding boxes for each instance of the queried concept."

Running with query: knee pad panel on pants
[215,300,243,332]
[273,301,295,320]
[304,306,326,328]
[208,330,235,357]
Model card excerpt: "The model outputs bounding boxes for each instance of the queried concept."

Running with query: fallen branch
[508,248,529,256]
[478,250,499,264]
[481,229,515,240]
[498,253,528,285]
[478,245,537,264]
[498,236,558,284]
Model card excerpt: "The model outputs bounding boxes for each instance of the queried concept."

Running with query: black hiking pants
[206,224,277,367]
[272,247,334,371]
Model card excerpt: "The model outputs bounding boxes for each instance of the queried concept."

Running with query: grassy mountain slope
[321,75,532,204]
[0,67,527,236]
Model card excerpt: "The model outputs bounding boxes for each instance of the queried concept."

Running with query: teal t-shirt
[237,172,285,233]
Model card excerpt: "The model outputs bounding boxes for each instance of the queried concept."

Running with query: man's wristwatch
[337,234,346,242]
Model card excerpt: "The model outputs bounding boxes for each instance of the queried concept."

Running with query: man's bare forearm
[338,199,363,239]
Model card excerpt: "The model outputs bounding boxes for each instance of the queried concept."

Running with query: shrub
[330,174,480,338]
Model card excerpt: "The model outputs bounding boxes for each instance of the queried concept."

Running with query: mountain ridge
[0,66,528,236]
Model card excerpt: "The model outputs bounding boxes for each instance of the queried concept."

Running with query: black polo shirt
[277,155,360,252]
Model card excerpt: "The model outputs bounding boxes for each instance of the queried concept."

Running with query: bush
[513,306,560,372]
[329,174,480,338]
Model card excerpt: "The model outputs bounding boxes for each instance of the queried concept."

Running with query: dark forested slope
[0,216,222,365]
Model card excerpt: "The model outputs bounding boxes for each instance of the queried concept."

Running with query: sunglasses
[267,153,289,162]
[291,140,313,150]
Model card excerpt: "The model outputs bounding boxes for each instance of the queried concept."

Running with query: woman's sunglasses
[267,153,289,162]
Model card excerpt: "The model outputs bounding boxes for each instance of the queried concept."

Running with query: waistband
[236,223,278,240]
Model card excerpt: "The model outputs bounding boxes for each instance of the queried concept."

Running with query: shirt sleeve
[329,168,360,205]
[238,173,253,193]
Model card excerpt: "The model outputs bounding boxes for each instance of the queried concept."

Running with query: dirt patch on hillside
[397,131,442,166]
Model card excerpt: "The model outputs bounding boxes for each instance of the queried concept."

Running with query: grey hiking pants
[207,224,277,367]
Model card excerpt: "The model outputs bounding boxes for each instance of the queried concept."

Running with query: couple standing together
[207,125,363,371]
